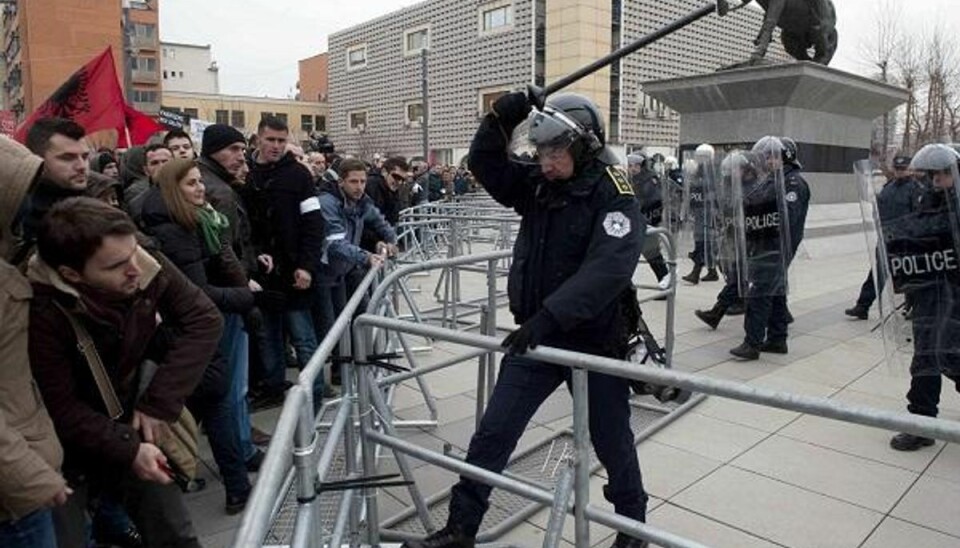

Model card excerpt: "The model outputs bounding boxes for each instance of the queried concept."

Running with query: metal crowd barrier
[232,220,960,548]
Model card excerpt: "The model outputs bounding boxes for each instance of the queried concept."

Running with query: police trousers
[447,354,648,537]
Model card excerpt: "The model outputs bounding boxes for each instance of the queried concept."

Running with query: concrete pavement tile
[891,474,960,537]
[673,344,741,372]
[498,521,572,547]
[649,411,769,462]
[698,360,778,382]
[861,516,960,548]
[748,372,840,398]
[754,334,841,366]
[635,440,722,499]
[672,466,883,548]
[731,435,918,512]
[199,528,237,548]
[695,396,801,433]
[926,442,960,482]
[530,389,574,426]
[647,503,781,548]
[394,393,479,425]
[768,346,881,389]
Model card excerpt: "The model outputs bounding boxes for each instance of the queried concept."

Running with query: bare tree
[860,0,902,158]
[894,34,922,152]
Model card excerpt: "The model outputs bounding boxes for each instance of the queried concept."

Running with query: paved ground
[188,228,960,548]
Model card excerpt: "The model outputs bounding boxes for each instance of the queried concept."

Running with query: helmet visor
[527,107,581,151]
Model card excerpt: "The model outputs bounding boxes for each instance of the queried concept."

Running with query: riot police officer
[845,154,924,319]
[402,92,649,548]
[885,144,960,451]
[628,152,671,285]
[730,136,810,360]
[682,144,721,284]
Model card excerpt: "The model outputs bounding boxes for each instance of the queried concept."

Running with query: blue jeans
[314,282,347,344]
[0,509,57,548]
[203,313,253,497]
[261,308,323,402]
[448,354,647,536]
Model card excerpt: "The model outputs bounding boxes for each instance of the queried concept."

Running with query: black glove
[254,289,288,311]
[492,91,532,132]
[502,310,559,355]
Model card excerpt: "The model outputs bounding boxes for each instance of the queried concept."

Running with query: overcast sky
[159,0,959,98]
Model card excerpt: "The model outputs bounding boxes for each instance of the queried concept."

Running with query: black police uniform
[688,167,717,270]
[853,173,925,309]
[887,186,960,418]
[743,163,810,348]
[631,167,670,281]
[445,110,650,537]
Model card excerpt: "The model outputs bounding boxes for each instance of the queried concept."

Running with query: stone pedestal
[642,62,908,203]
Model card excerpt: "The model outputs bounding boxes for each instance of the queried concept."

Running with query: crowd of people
[3,92,959,548]
[0,113,480,548]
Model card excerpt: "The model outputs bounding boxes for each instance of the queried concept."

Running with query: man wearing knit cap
[0,135,72,548]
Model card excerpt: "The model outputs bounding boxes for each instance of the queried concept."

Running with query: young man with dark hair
[162,130,196,160]
[0,136,71,548]
[366,156,409,228]
[27,197,222,548]
[243,116,326,403]
[15,118,91,266]
[126,144,172,222]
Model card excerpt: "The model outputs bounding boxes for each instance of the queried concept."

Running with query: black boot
[758,339,788,354]
[401,524,476,548]
[845,305,868,320]
[682,263,702,285]
[726,302,745,315]
[701,267,719,281]
[730,342,760,360]
[890,432,935,452]
[610,532,650,548]
[694,304,725,330]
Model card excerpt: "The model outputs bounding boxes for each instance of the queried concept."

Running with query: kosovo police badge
[603,211,631,238]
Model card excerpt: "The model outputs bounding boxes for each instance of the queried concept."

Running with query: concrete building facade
[297,52,328,103]
[0,0,161,120]
[161,90,328,144]
[328,0,787,163]
[161,41,220,94]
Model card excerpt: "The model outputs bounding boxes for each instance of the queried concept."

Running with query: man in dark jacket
[365,156,409,227]
[405,93,649,548]
[27,197,222,548]
[242,116,325,402]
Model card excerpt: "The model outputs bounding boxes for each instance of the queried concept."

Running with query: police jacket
[631,169,662,226]
[885,186,960,293]
[783,164,811,256]
[469,114,645,354]
[877,175,924,224]
[243,151,325,302]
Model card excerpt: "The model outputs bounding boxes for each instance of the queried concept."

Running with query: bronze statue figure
[718,0,838,66]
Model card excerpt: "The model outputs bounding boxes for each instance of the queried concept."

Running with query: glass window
[349,111,367,131]
[482,6,512,31]
[134,23,155,37]
[215,110,229,125]
[315,115,326,132]
[184,108,199,119]
[231,110,245,128]
[405,28,429,54]
[406,103,424,125]
[347,45,367,69]
[301,114,313,133]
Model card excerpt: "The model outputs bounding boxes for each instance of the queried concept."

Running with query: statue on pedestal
[718,0,838,67]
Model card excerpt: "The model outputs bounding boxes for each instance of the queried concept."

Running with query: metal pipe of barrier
[315,400,351,483]
[376,348,488,387]
[542,464,575,548]
[327,488,354,548]
[365,430,709,548]
[354,334,381,546]
[233,386,306,547]
[355,315,960,444]
[571,368,590,547]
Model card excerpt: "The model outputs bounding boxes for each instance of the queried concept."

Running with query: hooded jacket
[0,136,66,521]
[318,183,396,286]
[198,156,257,275]
[27,247,222,478]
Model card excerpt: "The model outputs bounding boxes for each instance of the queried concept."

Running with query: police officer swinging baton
[525,0,750,110]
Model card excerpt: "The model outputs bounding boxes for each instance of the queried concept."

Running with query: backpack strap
[53,301,124,420]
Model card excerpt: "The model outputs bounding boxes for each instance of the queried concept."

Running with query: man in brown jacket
[0,137,71,548]
[27,197,223,548]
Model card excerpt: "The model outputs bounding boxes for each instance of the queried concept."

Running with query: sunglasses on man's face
[390,171,410,181]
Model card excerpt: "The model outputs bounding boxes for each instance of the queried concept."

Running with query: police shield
[717,151,750,297]
[860,144,960,377]
[738,138,792,297]
[661,158,686,238]
[681,145,722,272]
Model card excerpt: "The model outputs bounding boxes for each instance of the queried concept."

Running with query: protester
[163,130,197,160]
[28,197,221,548]
[93,151,121,179]
[0,136,71,548]
[125,144,172,222]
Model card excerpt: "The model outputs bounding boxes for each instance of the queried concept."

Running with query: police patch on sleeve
[603,211,631,238]
[786,191,798,202]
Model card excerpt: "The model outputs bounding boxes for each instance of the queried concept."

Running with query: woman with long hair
[140,158,261,514]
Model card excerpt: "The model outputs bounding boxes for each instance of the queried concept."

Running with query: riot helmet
[780,137,802,169]
[627,153,647,167]
[694,143,716,160]
[910,143,960,190]
[751,136,784,171]
[664,156,679,170]
[527,93,605,166]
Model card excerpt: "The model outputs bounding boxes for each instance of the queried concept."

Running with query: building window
[348,110,367,132]
[478,88,510,117]
[132,57,157,72]
[215,110,229,125]
[261,112,273,121]
[405,102,424,126]
[404,26,429,56]
[301,114,313,133]
[231,110,245,128]
[480,2,513,33]
[315,115,326,132]
[162,48,167,58]
[275,112,288,125]
[163,70,167,79]
[184,108,199,119]
[131,90,158,103]
[346,44,367,71]
[133,23,155,38]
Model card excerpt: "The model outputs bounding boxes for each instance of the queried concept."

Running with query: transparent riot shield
[865,144,960,378]
[683,152,722,272]
[718,151,750,298]
[739,141,792,297]
[661,160,686,238]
